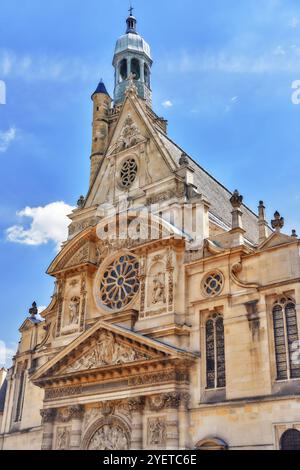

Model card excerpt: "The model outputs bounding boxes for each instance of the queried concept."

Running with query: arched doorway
[82,416,131,450]
[195,437,228,450]
[280,429,300,450]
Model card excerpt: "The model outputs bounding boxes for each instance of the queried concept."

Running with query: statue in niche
[148,418,166,446]
[152,273,166,304]
[68,296,80,325]
[56,427,69,450]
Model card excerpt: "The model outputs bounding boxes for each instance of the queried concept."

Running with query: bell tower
[113,9,153,107]
[90,80,112,186]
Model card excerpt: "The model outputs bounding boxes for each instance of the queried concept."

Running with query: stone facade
[1,13,300,451]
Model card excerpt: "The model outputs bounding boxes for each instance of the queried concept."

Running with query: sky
[0,0,300,365]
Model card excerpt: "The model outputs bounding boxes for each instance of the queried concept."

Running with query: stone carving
[65,244,89,268]
[79,273,87,331]
[69,217,99,236]
[66,331,149,373]
[128,397,145,412]
[148,392,188,411]
[45,386,82,401]
[56,405,84,423]
[40,408,56,423]
[116,114,144,151]
[230,190,243,208]
[152,273,166,304]
[271,211,284,233]
[148,417,166,447]
[88,424,129,450]
[77,195,85,208]
[56,427,70,450]
[128,370,189,387]
[68,296,80,325]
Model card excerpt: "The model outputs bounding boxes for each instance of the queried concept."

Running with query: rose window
[120,159,138,188]
[202,272,224,297]
[100,254,140,310]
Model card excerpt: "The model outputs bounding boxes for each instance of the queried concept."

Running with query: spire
[91,79,110,100]
[258,200,269,244]
[126,5,137,34]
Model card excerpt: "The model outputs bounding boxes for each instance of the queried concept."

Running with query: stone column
[178,393,190,450]
[164,393,181,450]
[70,405,85,450]
[128,398,144,450]
[40,408,57,450]
[229,190,245,246]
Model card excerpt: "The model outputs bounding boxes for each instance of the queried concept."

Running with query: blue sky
[1,0,300,363]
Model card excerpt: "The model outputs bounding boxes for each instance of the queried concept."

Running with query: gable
[258,232,297,251]
[85,92,179,208]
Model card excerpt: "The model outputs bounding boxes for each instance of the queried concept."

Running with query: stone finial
[271,211,284,233]
[258,200,269,244]
[291,229,298,238]
[179,152,189,166]
[230,190,243,209]
[29,302,38,318]
[77,195,85,208]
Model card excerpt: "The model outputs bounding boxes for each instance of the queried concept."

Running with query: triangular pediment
[258,231,297,251]
[31,319,195,385]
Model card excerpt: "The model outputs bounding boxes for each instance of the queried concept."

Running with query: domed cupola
[113,8,153,107]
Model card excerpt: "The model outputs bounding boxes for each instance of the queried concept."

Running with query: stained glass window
[100,254,140,311]
[273,297,300,381]
[202,272,224,297]
[206,314,226,389]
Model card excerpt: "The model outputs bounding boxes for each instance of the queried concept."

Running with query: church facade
[1,12,300,451]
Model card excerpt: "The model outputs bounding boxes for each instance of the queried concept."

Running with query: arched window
[119,59,127,82]
[131,59,140,80]
[144,63,150,87]
[206,314,226,389]
[272,297,300,381]
[280,429,300,450]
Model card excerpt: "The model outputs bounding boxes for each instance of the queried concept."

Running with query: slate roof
[92,80,110,99]
[159,131,269,245]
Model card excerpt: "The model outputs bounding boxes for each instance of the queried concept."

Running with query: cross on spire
[129,4,134,16]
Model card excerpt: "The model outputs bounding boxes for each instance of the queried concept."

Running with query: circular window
[99,254,140,311]
[120,159,138,188]
[202,271,224,297]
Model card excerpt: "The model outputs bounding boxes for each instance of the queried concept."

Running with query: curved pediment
[47,227,96,275]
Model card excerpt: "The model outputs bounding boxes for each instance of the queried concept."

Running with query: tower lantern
[113,10,153,107]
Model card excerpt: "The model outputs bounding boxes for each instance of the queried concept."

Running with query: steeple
[113,9,153,106]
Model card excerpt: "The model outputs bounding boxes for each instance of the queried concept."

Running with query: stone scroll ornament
[66,331,150,373]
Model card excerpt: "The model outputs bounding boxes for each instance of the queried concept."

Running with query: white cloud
[6,201,75,251]
[162,47,300,75]
[0,341,18,368]
[289,17,300,29]
[0,127,17,153]
[0,49,104,83]
[162,100,173,108]
[38,306,47,315]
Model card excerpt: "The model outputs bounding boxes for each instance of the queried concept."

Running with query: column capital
[40,408,56,424]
